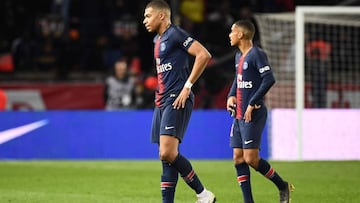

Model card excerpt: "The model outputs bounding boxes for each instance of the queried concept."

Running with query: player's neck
[239,41,253,56]
[158,22,171,37]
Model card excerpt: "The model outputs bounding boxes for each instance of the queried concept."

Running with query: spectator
[104,58,142,110]
[11,31,37,71]
[305,36,331,108]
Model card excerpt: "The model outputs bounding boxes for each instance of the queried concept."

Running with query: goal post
[255,6,360,160]
[295,6,360,160]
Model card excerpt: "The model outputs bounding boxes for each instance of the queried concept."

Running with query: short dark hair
[145,0,170,11]
[234,20,255,40]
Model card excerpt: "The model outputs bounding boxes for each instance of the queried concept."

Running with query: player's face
[229,24,241,46]
[143,7,161,33]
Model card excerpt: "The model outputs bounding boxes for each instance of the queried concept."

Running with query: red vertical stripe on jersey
[154,37,160,58]
[154,37,163,107]
[236,56,244,119]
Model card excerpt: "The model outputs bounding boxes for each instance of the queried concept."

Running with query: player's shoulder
[251,46,266,55]
[170,25,188,34]
[249,46,268,59]
[167,25,192,39]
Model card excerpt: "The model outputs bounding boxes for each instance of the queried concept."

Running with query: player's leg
[161,161,178,203]
[243,149,294,202]
[171,152,215,203]
[249,152,294,203]
[234,148,255,203]
[160,100,215,202]
[159,133,212,201]
[231,120,254,203]
[159,136,179,203]
[242,107,293,203]
[151,107,179,203]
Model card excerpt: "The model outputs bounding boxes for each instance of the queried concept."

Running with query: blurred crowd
[0,0,295,73]
[0,0,298,109]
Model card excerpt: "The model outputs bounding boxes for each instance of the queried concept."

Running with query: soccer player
[227,20,294,203]
[143,1,216,203]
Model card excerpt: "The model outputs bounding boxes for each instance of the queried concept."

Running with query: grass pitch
[0,160,359,203]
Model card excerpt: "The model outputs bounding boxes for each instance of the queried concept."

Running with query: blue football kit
[228,46,275,149]
[151,25,195,143]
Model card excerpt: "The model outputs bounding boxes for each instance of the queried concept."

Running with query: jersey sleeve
[173,27,195,51]
[228,75,237,98]
[255,50,272,77]
[228,52,240,98]
[248,50,275,106]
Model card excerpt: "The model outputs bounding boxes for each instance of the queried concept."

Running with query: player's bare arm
[172,41,211,109]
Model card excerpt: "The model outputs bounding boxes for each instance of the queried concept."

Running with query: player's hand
[226,96,236,111]
[172,87,191,109]
[244,104,261,122]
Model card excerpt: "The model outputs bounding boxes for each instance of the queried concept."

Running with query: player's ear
[159,11,165,20]
[238,31,243,39]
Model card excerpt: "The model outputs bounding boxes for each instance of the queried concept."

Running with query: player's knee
[233,153,245,164]
[159,150,176,162]
[244,156,260,168]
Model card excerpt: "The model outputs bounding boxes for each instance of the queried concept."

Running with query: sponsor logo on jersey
[183,37,193,47]
[155,57,172,73]
[259,65,270,73]
[237,74,253,89]
[157,62,173,73]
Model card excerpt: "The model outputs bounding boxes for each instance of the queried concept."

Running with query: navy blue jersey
[228,46,275,119]
[153,25,195,107]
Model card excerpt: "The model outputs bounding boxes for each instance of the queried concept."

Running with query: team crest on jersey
[160,43,166,51]
[243,62,248,70]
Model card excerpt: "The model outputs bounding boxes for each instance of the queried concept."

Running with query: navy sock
[257,158,286,190]
[161,161,178,203]
[235,163,254,203]
[171,154,204,194]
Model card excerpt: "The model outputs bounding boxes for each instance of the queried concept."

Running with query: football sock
[161,161,178,203]
[235,163,254,203]
[171,153,204,194]
[257,158,287,190]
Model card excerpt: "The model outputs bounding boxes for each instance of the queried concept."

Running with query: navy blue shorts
[230,106,267,149]
[151,98,193,143]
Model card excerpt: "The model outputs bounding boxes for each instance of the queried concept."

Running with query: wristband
[184,80,193,89]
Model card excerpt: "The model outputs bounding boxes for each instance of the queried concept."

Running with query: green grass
[0,160,359,203]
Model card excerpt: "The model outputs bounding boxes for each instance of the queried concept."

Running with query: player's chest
[236,58,254,75]
[155,40,181,58]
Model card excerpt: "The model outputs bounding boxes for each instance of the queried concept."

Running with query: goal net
[254,7,360,109]
[255,7,360,160]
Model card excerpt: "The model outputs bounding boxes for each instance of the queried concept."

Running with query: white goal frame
[295,6,360,160]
